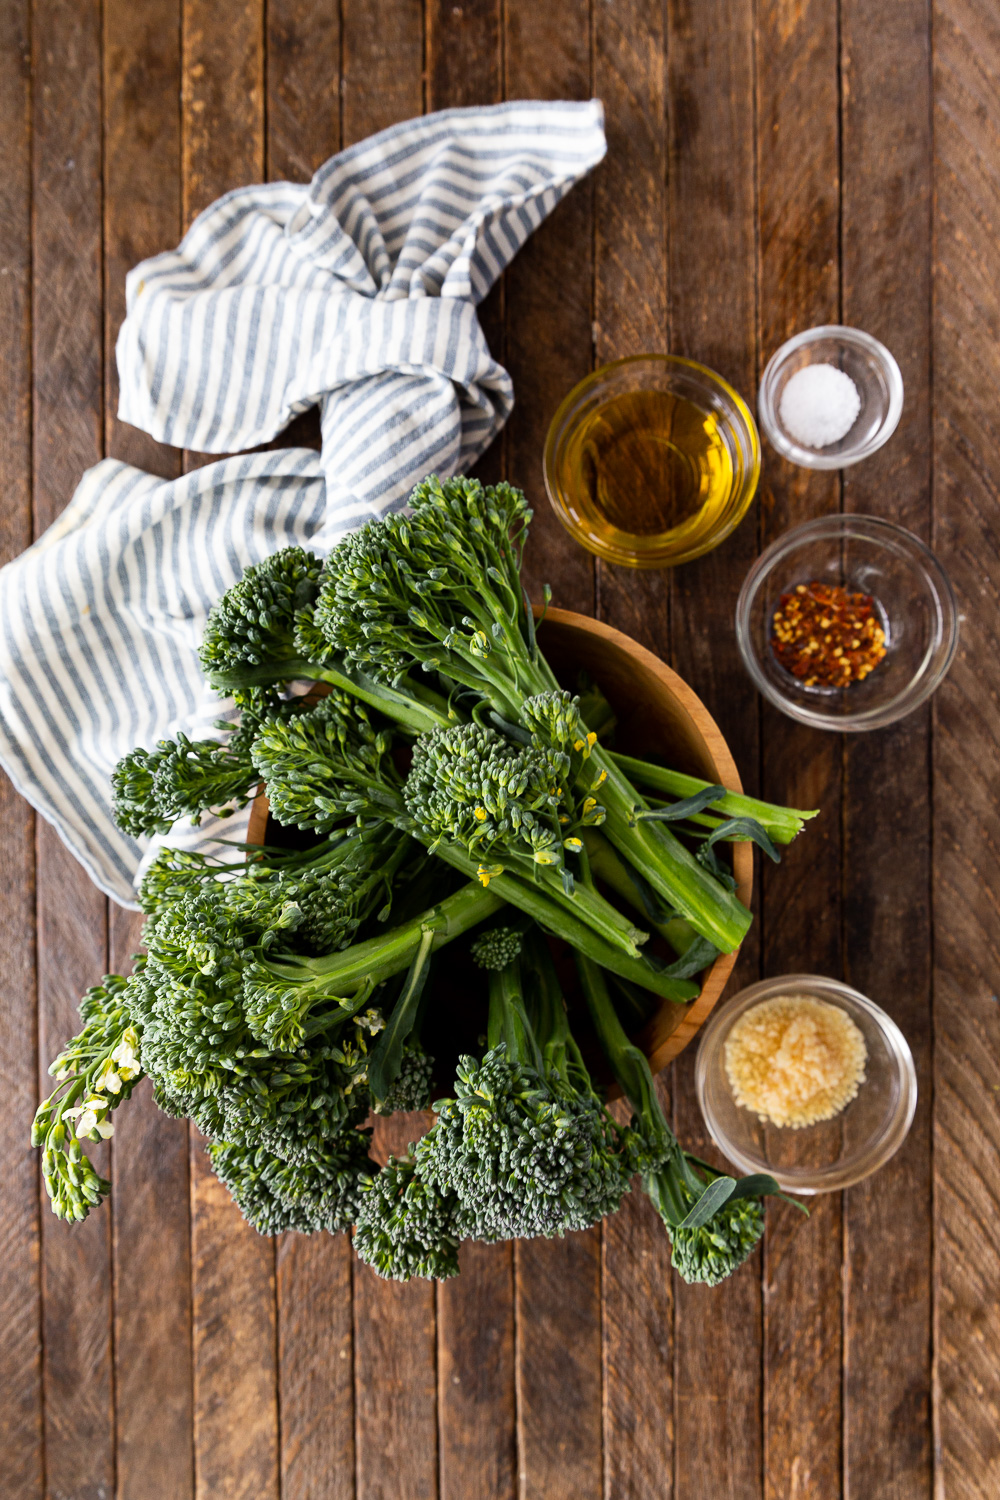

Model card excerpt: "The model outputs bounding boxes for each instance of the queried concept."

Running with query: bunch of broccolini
[31,473,816,1289]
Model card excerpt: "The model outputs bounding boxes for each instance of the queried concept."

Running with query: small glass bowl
[543,354,760,569]
[735,514,958,731]
[758,326,903,468]
[695,975,917,1194]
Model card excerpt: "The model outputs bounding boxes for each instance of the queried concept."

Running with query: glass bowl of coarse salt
[695,975,917,1193]
[757,326,903,468]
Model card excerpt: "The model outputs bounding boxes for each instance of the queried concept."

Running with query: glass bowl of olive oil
[543,354,760,569]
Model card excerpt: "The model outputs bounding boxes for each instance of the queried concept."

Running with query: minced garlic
[724,994,867,1129]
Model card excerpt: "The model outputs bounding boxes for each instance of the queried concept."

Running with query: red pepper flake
[770,580,887,689]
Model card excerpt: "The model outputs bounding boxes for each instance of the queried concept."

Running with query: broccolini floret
[574,952,801,1286]
[209,1128,371,1235]
[470,923,525,970]
[353,1153,465,1281]
[417,939,632,1242]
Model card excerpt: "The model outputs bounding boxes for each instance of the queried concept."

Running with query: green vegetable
[610,753,818,845]
[30,468,813,1299]
[574,952,804,1286]
[31,975,142,1222]
[354,1154,465,1281]
[416,938,632,1243]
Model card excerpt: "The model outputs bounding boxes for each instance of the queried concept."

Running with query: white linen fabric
[0,100,606,906]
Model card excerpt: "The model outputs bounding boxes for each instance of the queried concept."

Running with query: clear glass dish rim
[758,324,904,470]
[734,513,959,731]
[542,352,761,569]
[695,973,918,1194]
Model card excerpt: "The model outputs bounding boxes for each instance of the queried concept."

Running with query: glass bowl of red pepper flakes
[735,515,958,730]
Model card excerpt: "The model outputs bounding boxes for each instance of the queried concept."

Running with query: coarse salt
[779,363,862,449]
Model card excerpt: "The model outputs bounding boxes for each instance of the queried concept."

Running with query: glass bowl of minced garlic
[695,975,917,1193]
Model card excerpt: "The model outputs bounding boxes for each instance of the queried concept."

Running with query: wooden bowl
[247,607,752,1076]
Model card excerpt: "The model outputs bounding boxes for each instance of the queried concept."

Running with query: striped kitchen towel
[0,100,606,905]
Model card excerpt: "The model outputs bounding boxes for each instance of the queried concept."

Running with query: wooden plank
[177,16,281,1500]
[354,1113,438,1500]
[260,18,352,1498]
[334,21,442,1500]
[654,2,767,1496]
[103,12,193,1493]
[0,8,42,1495]
[190,1140,281,1500]
[515,1233,603,1500]
[341,0,423,143]
[588,4,676,1496]
[755,2,843,1497]
[31,4,115,1499]
[109,904,195,1500]
[931,0,1000,1492]
[503,0,595,614]
[502,7,603,1499]
[36,831,112,1500]
[266,0,340,183]
[103,0,183,478]
[182,0,264,223]
[839,2,934,1496]
[421,15,515,1498]
[437,1243,516,1500]
[427,0,501,109]
[277,1233,355,1500]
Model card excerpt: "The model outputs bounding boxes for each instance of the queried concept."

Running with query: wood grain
[103,0,183,477]
[31,5,116,1499]
[355,1113,438,1500]
[178,19,282,1500]
[840,1,934,1496]
[515,1233,603,1500]
[755,2,844,1496]
[103,12,194,1495]
[503,6,603,1498]
[341,0,423,144]
[190,1140,281,1500]
[182,0,264,223]
[422,16,516,1500]
[266,0,340,183]
[503,0,595,613]
[258,14,352,1500]
[932,0,1000,1492]
[0,9,41,1496]
[437,1244,516,1500]
[110,905,195,1500]
[660,1,767,1495]
[335,18,440,1500]
[277,1232,356,1500]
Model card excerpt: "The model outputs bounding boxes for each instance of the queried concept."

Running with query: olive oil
[563,389,734,546]
[544,356,760,569]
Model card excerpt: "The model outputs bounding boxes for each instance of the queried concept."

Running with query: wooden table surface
[1,0,998,1496]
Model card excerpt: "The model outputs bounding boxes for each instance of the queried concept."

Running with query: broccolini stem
[608,754,818,844]
[261,879,505,988]
[486,957,541,1072]
[581,830,706,958]
[430,843,698,1004]
[209,656,452,735]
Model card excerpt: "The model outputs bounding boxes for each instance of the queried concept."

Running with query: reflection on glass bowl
[757,325,903,469]
[695,975,918,1194]
[735,514,958,731]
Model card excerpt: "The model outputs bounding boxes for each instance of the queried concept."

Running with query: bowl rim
[247,606,754,1080]
[758,324,904,470]
[694,972,919,1193]
[734,513,959,731]
[542,352,761,569]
